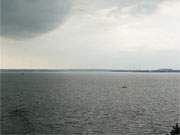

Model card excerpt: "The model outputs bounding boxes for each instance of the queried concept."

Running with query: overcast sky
[1,0,180,69]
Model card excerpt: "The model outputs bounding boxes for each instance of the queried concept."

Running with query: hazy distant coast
[1,69,180,73]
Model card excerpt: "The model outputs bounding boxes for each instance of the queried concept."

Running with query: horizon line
[1,68,180,71]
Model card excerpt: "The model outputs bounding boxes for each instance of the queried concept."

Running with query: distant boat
[122,86,127,88]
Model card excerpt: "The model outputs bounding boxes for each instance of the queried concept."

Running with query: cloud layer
[1,0,170,39]
[1,0,71,38]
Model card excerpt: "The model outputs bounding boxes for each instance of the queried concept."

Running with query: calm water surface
[1,72,180,135]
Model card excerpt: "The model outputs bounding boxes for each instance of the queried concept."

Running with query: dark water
[1,72,180,135]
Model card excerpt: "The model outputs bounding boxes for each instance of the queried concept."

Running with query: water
[1,72,180,135]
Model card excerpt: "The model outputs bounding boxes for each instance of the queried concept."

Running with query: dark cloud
[1,0,172,39]
[1,0,72,38]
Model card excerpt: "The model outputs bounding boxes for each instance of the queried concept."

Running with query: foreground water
[1,72,180,135]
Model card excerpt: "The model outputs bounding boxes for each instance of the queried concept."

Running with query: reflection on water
[1,72,180,135]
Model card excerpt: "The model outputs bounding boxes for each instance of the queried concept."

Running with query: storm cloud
[1,0,72,38]
[1,0,176,39]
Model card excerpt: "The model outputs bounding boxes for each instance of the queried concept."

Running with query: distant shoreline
[1,69,180,73]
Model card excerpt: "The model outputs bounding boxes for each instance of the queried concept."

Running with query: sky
[1,0,180,69]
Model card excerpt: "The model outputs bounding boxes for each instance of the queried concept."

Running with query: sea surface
[1,71,180,135]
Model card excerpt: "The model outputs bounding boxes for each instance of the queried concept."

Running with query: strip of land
[1,69,180,73]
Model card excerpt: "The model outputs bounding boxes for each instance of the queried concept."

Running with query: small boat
[122,86,127,88]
